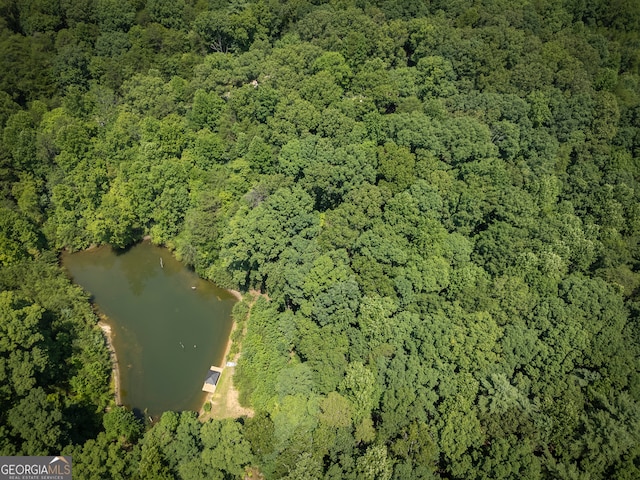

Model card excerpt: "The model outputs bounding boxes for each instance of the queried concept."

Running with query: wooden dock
[202,366,224,393]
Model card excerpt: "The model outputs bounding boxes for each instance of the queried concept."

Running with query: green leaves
[0,256,112,453]
[339,362,378,425]
[416,56,458,99]
[103,407,143,444]
[0,207,40,265]
[216,185,318,290]
[188,90,225,131]
[356,444,393,480]
[7,387,67,455]
[0,0,639,477]
[200,419,253,478]
[0,292,46,395]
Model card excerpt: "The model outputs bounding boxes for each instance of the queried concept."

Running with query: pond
[62,241,237,418]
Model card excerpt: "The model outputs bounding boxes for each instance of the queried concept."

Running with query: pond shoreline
[98,319,122,406]
[226,288,242,301]
[198,289,242,417]
[199,291,261,420]
[67,239,242,414]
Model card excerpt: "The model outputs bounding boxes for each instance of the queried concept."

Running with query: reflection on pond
[62,241,236,417]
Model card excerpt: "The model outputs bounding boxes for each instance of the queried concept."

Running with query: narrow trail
[200,291,263,420]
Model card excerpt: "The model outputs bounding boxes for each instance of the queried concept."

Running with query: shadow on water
[131,407,144,422]
[132,407,169,426]
[132,407,154,424]
[118,243,162,297]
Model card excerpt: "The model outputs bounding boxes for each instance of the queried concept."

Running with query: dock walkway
[202,365,224,393]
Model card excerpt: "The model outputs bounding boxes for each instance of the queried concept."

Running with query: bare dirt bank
[226,288,242,301]
[98,320,121,406]
[199,291,257,420]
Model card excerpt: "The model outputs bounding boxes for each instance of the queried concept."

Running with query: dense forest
[1,0,640,478]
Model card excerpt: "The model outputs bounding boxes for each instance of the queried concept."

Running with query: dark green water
[62,241,236,417]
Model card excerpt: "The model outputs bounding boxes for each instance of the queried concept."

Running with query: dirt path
[98,320,121,406]
[202,365,254,419]
[199,292,260,421]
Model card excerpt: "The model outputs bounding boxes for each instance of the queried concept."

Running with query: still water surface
[62,241,236,417]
